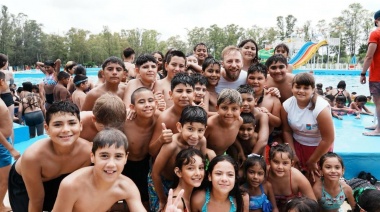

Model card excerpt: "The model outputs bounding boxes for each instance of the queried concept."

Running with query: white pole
[337,34,341,68]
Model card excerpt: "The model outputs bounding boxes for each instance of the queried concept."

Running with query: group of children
[1,42,379,212]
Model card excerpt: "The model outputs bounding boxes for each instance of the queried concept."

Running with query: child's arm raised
[149,122,173,157]
[151,143,175,211]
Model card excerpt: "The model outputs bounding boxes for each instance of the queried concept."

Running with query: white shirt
[216,71,247,94]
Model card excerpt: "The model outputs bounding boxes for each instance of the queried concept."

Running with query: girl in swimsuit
[312,152,356,211]
[191,155,243,212]
[267,143,316,211]
[241,154,278,212]
[166,148,205,212]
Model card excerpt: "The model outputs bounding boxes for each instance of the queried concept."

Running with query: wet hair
[44,60,55,67]
[238,39,259,64]
[102,56,126,71]
[274,43,290,56]
[192,73,208,86]
[207,155,243,212]
[242,155,266,183]
[135,54,157,68]
[165,50,186,65]
[73,75,88,88]
[0,71,4,80]
[269,143,295,161]
[241,113,255,125]
[179,106,207,126]
[236,84,255,96]
[221,46,241,61]
[335,95,346,103]
[64,61,77,72]
[193,43,208,52]
[285,197,319,212]
[22,82,33,92]
[0,53,8,69]
[97,69,103,78]
[123,47,135,59]
[130,87,153,105]
[355,189,380,212]
[74,65,87,75]
[337,80,346,89]
[57,71,70,81]
[354,95,367,103]
[92,128,128,154]
[172,148,205,188]
[17,86,23,93]
[248,64,268,79]
[316,83,323,89]
[319,152,344,169]
[202,57,221,71]
[292,73,318,110]
[32,85,39,93]
[46,101,80,125]
[325,94,335,102]
[217,88,242,106]
[171,72,194,91]
[92,94,126,130]
[265,54,288,67]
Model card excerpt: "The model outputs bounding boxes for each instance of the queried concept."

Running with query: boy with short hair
[81,56,126,111]
[204,88,243,155]
[8,101,92,212]
[149,72,194,157]
[80,93,126,142]
[192,73,209,111]
[236,113,258,156]
[265,54,294,103]
[53,71,71,102]
[71,74,88,110]
[123,87,158,209]
[0,72,20,212]
[236,84,269,155]
[154,50,187,108]
[52,128,146,211]
[150,106,208,212]
[123,47,136,79]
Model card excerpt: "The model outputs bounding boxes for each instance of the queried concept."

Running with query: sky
[1,0,378,41]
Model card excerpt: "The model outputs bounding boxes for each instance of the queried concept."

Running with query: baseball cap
[375,10,380,26]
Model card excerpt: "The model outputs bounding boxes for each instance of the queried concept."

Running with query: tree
[66,28,90,64]
[276,16,285,40]
[0,5,13,55]
[166,35,187,53]
[186,27,208,52]
[302,20,312,41]
[285,15,297,38]
[340,3,365,56]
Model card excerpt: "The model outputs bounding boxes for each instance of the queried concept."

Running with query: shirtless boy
[123,47,136,79]
[202,57,222,113]
[8,101,92,212]
[204,88,243,155]
[154,50,187,108]
[123,87,157,209]
[80,93,126,142]
[53,71,71,102]
[0,72,20,212]
[123,54,158,108]
[193,43,208,67]
[265,54,294,103]
[81,56,126,111]
[71,75,88,110]
[0,53,15,120]
[236,113,258,157]
[150,106,208,212]
[192,73,209,111]
[149,72,194,157]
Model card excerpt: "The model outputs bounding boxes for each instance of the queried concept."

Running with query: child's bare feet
[363,130,380,136]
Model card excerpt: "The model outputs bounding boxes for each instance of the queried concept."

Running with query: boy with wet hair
[123,47,136,79]
[123,54,159,109]
[80,93,126,142]
[52,128,147,211]
[236,84,269,155]
[81,56,126,111]
[205,88,244,155]
[154,50,187,108]
[71,74,88,110]
[192,73,209,111]
[8,101,92,212]
[123,87,158,210]
[149,72,194,157]
[53,71,71,102]
[150,106,209,212]
[236,113,258,156]
[0,71,20,212]
[265,54,294,103]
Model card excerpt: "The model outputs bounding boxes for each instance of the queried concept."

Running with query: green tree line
[0,3,374,70]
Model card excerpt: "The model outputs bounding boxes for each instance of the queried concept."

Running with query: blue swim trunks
[0,137,12,168]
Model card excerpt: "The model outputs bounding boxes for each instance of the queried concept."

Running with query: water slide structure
[288,40,328,69]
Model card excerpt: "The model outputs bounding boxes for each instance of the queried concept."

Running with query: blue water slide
[288,41,315,65]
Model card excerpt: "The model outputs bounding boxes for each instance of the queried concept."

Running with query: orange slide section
[293,40,328,69]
